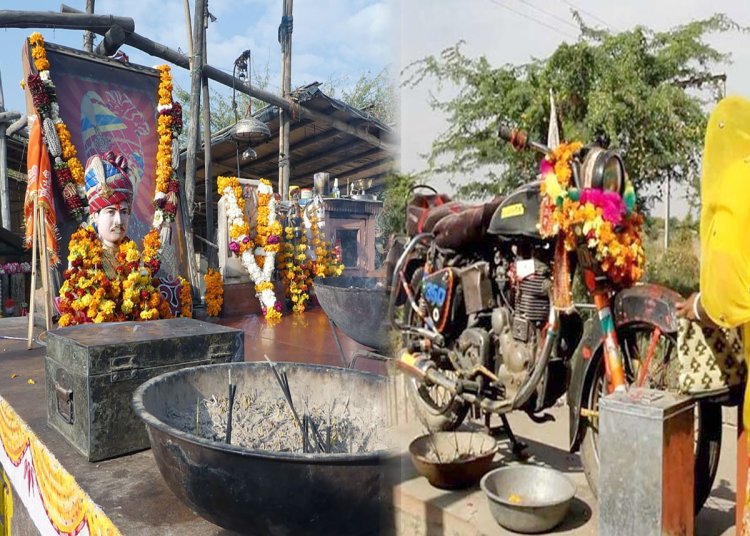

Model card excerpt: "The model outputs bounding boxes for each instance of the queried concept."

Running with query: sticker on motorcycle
[500,203,525,218]
[421,269,456,333]
[516,259,536,279]
[424,282,447,306]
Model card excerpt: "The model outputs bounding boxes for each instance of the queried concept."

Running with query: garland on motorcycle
[387,126,723,513]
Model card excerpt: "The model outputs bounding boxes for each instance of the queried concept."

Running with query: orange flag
[24,116,59,264]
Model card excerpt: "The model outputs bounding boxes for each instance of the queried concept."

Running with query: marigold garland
[178,276,192,318]
[27,32,87,221]
[538,141,645,287]
[204,269,224,317]
[57,226,172,326]
[217,176,281,322]
[279,220,312,314]
[309,211,344,278]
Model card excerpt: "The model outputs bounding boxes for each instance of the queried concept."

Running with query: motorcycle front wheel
[579,322,722,514]
[401,268,469,432]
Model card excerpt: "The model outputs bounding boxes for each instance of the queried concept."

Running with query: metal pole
[83,0,95,52]
[278,0,293,201]
[0,68,9,231]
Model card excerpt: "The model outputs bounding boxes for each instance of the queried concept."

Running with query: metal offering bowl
[480,465,576,533]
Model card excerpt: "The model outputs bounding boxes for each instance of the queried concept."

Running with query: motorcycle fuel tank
[487,181,542,239]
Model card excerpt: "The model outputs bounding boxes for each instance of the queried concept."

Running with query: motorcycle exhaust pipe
[397,351,512,414]
[396,351,457,392]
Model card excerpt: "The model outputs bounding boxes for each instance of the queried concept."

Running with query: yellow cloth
[700,97,750,532]
[700,95,750,329]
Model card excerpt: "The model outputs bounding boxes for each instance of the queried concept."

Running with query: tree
[174,58,273,146]
[402,14,745,209]
[175,66,397,146]
[323,68,398,126]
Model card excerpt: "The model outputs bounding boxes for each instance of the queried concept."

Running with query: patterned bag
[677,318,746,397]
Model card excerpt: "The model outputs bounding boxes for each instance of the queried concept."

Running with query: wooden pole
[278,0,293,201]
[201,17,213,250]
[0,68,9,231]
[83,0,95,52]
[37,203,51,331]
[177,170,201,300]
[26,195,38,349]
[0,10,135,32]
[182,0,194,60]
[184,0,206,224]
[93,24,126,56]
[57,4,396,152]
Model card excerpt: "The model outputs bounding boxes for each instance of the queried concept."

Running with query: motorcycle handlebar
[498,125,552,156]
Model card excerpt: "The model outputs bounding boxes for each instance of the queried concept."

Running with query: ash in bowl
[166,390,388,454]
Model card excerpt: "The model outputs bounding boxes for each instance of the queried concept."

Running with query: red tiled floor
[216,306,388,375]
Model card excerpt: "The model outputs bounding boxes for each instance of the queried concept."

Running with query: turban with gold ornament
[84,151,133,214]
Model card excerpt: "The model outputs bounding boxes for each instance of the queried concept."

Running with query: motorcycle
[388,126,724,513]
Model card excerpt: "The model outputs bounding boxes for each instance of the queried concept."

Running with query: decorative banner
[22,40,189,281]
[0,397,121,535]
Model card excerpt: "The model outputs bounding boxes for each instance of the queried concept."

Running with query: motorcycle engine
[491,257,552,399]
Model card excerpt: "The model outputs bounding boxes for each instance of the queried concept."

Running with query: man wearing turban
[84,150,134,278]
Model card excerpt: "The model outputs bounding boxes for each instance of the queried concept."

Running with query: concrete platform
[390,403,736,535]
[0,311,739,535]
[0,310,382,535]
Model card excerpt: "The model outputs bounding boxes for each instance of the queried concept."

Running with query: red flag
[24,116,59,264]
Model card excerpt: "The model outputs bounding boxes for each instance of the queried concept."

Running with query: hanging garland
[538,141,645,287]
[178,276,192,318]
[217,176,282,321]
[204,269,224,317]
[26,31,183,277]
[26,33,87,221]
[143,64,183,275]
[309,210,344,278]
[280,216,312,314]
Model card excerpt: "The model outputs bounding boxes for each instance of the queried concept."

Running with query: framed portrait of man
[21,40,190,281]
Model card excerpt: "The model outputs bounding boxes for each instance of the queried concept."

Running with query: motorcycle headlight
[580,147,625,195]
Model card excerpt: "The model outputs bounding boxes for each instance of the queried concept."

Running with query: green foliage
[322,68,397,125]
[173,58,273,147]
[377,172,418,237]
[402,14,746,206]
[643,226,699,297]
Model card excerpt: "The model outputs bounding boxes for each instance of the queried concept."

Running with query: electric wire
[559,0,619,32]
[516,0,579,30]
[486,0,577,40]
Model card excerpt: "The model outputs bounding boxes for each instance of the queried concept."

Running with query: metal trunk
[45,318,243,461]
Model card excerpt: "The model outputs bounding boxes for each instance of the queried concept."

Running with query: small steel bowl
[480,465,576,533]
[409,431,498,490]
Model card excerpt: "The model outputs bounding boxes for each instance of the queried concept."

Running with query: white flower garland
[220,180,279,316]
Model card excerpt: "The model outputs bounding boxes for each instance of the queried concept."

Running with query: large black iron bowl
[313,276,391,352]
[132,362,396,536]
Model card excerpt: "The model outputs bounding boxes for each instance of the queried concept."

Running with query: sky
[0,0,394,114]
[397,0,750,218]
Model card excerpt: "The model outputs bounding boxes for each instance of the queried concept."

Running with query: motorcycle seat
[433,197,503,249]
[406,193,462,235]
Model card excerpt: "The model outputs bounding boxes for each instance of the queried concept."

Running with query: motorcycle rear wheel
[579,322,722,514]
[405,366,470,432]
